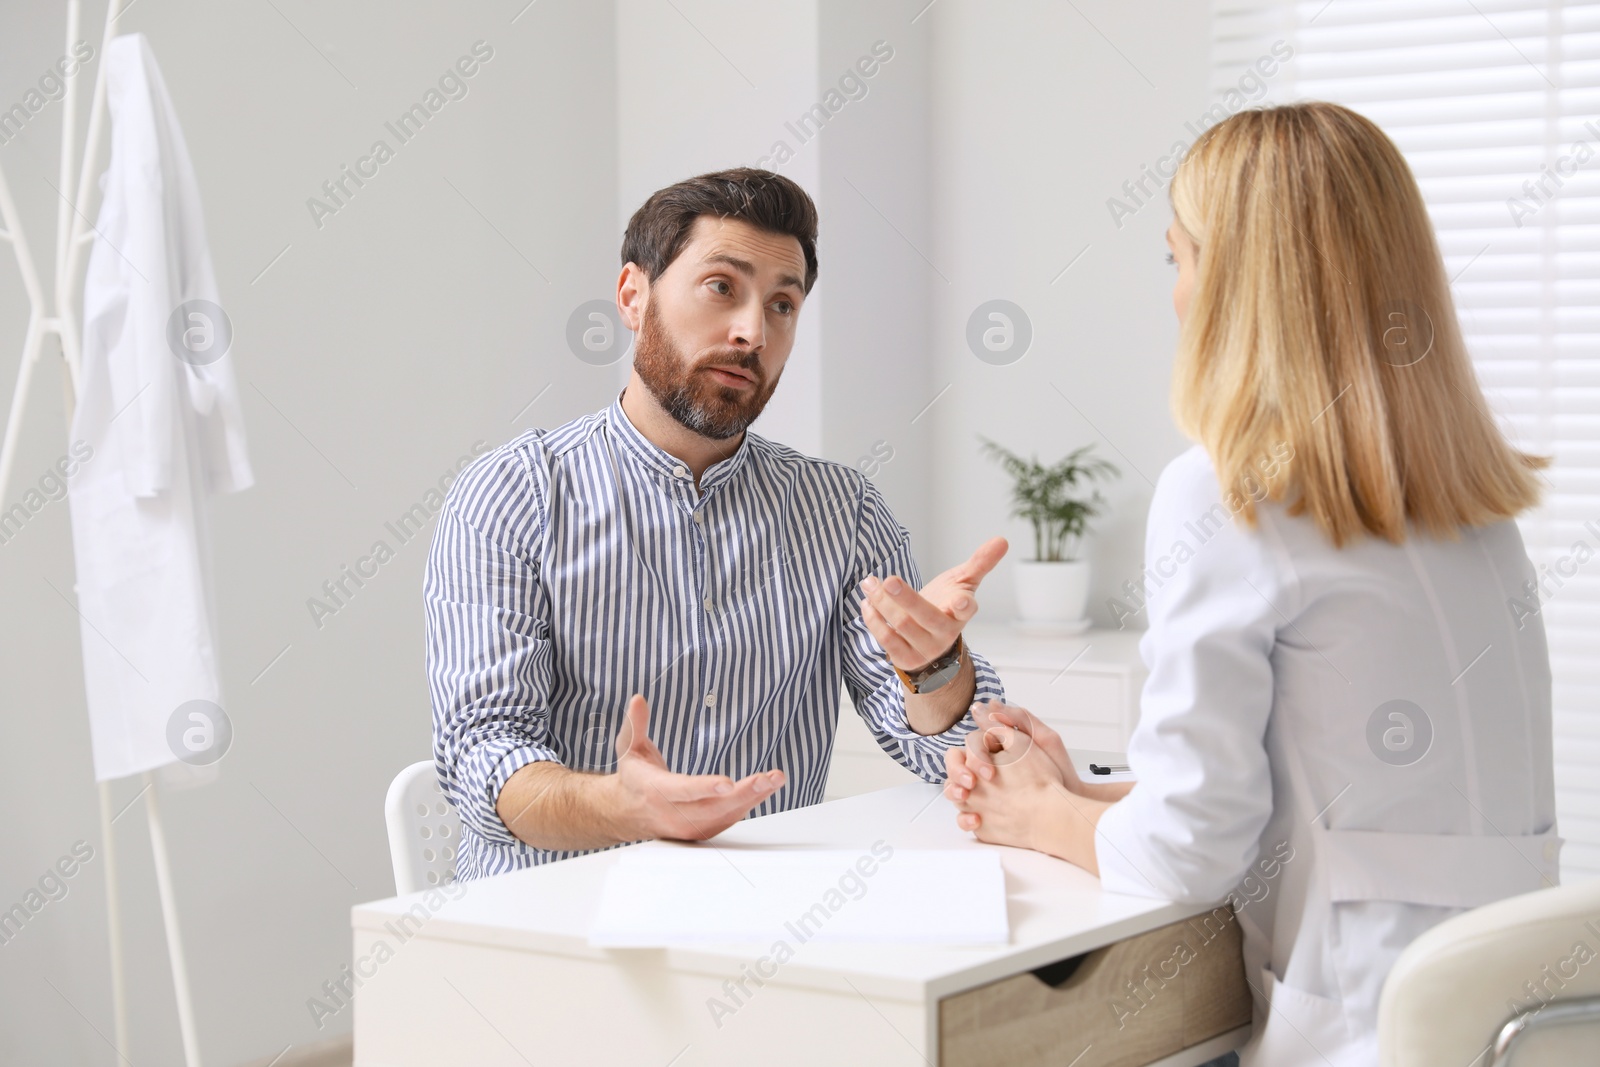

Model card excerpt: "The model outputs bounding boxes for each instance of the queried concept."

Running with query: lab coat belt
[1314,826,1562,910]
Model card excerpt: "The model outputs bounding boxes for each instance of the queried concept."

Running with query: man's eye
[772,300,794,315]
[710,280,732,295]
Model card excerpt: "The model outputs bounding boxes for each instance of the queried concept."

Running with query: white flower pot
[1013,559,1091,633]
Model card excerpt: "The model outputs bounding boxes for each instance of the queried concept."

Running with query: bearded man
[425,167,1009,879]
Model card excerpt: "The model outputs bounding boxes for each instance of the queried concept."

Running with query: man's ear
[616,263,649,331]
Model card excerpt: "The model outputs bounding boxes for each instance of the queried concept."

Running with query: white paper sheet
[588,848,1009,947]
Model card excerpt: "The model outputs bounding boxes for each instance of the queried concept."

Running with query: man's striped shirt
[424,390,1005,880]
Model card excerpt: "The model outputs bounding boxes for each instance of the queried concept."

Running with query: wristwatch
[893,634,965,695]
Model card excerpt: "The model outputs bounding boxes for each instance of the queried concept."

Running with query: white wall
[926,0,1209,622]
[615,0,824,455]
[814,0,938,565]
[614,0,948,585]
[0,1,1212,1063]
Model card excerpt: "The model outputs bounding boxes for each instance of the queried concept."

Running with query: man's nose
[730,300,766,351]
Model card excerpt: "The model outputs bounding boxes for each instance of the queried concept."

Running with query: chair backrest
[384,760,461,896]
[1379,875,1600,1066]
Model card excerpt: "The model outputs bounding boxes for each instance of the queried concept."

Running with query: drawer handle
[1029,952,1089,988]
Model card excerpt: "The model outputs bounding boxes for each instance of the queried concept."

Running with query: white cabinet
[965,622,1147,751]
[825,622,1147,800]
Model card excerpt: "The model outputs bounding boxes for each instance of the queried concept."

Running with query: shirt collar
[605,388,752,494]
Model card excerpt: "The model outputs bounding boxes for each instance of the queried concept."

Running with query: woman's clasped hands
[942,701,1116,873]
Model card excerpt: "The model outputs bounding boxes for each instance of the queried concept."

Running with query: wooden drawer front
[997,666,1127,728]
[939,910,1251,1067]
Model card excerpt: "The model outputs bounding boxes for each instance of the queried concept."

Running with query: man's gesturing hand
[606,694,784,842]
[859,536,1008,671]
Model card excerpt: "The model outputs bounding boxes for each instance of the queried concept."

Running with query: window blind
[1212,0,1600,883]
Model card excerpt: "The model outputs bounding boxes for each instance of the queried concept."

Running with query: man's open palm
[859,536,1008,672]
[611,694,784,842]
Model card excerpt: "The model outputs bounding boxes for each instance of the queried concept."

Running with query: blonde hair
[1168,102,1549,548]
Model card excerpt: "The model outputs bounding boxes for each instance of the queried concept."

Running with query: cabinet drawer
[939,911,1251,1067]
[997,666,1127,727]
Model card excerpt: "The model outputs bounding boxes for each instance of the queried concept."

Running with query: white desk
[352,784,1250,1066]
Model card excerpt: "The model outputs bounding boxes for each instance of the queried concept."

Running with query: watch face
[916,657,961,693]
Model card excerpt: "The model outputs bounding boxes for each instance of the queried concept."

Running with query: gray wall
[0,1,1209,1062]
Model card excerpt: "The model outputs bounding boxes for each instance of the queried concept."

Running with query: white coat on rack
[67,31,252,784]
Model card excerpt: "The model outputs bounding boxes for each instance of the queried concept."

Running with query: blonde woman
[945,102,1559,1067]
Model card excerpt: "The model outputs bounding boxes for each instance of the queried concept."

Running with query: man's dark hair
[621,167,818,295]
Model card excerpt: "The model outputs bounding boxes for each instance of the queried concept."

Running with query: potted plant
[978,436,1120,632]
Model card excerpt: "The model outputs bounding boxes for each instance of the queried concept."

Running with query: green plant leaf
[978,435,1122,561]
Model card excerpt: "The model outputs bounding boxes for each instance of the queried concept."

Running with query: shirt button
[692,511,703,524]
[705,692,716,706]
[672,464,688,479]
[703,598,714,612]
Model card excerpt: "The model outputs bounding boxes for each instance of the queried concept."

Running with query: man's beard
[632,301,780,441]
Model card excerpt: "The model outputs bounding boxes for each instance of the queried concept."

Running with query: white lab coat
[1094,444,1559,1067]
[67,33,252,783]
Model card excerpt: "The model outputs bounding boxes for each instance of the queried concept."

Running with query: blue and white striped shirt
[424,391,1006,881]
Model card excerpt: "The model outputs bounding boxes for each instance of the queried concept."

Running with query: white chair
[384,760,461,895]
[1379,876,1600,1066]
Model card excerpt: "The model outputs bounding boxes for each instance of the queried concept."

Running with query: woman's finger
[984,704,1034,735]
[984,704,1080,782]
[946,746,978,791]
[963,721,998,781]
[945,749,973,800]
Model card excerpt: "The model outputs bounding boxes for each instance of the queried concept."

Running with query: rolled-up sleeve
[837,473,1006,783]
[1094,447,1288,904]
[424,441,558,849]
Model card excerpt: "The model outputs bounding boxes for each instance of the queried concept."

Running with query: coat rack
[0,0,203,1063]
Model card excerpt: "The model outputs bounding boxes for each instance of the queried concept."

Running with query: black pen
[1089,763,1130,775]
